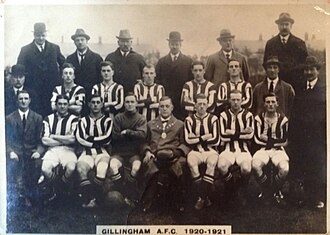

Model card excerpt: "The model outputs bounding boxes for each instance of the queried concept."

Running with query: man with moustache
[5,64,39,115]
[205,29,250,86]
[156,31,193,120]
[17,22,65,116]
[66,29,103,101]
[141,96,190,212]
[290,56,326,209]
[264,13,308,91]
[105,30,146,93]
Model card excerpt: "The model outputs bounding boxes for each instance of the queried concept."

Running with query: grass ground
[6,192,327,234]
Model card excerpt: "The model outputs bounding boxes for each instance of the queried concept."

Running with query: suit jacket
[144,115,190,155]
[5,86,39,116]
[264,34,308,89]
[17,40,65,93]
[252,78,295,118]
[155,53,193,120]
[6,109,44,157]
[291,76,326,143]
[105,48,146,93]
[66,48,103,94]
[205,49,250,86]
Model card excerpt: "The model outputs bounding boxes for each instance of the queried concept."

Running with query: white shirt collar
[160,116,171,122]
[267,77,279,89]
[13,87,23,94]
[222,50,232,58]
[34,42,45,52]
[280,34,290,43]
[307,77,318,89]
[120,50,130,57]
[77,48,88,56]
[170,52,180,61]
[18,109,29,120]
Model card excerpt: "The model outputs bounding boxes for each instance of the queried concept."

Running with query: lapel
[82,48,92,66]
[218,50,227,65]
[13,111,23,130]
[25,110,34,132]
[273,79,282,93]
[164,53,174,66]
[42,41,51,57]
[31,41,42,56]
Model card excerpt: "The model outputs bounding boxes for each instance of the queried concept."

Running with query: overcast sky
[3,1,329,66]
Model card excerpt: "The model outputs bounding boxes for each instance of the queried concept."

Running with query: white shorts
[253,148,289,167]
[78,148,110,169]
[219,150,252,166]
[187,149,219,165]
[42,146,77,168]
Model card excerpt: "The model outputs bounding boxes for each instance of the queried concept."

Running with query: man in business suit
[264,13,308,91]
[6,90,44,207]
[66,29,103,102]
[156,31,193,120]
[5,64,39,115]
[105,29,146,93]
[205,29,250,86]
[252,56,295,119]
[17,22,65,117]
[290,56,326,209]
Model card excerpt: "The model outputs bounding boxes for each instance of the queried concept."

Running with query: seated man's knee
[96,161,109,179]
[76,161,90,177]
[217,158,230,174]
[252,158,263,171]
[240,161,252,175]
[65,162,76,176]
[41,161,54,178]
[109,158,122,174]
[131,160,141,176]
[278,160,289,176]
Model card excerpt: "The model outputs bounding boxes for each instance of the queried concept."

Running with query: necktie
[269,81,274,92]
[173,55,177,62]
[40,45,44,53]
[282,38,286,45]
[226,53,230,62]
[22,114,26,130]
[79,53,85,65]
[307,82,312,90]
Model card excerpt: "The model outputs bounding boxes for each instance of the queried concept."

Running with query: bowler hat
[33,22,47,34]
[263,56,281,69]
[275,12,295,24]
[167,31,183,42]
[217,29,235,41]
[71,28,90,40]
[11,64,27,77]
[116,29,133,40]
[303,56,321,69]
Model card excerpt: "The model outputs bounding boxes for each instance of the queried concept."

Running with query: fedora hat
[167,31,183,42]
[275,12,295,24]
[303,56,321,69]
[263,56,281,69]
[33,22,47,34]
[71,28,90,40]
[116,29,133,40]
[11,64,27,77]
[217,29,235,41]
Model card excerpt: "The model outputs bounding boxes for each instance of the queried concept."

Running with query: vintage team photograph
[2,1,328,234]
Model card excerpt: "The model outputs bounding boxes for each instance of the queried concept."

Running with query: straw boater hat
[217,29,235,41]
[33,22,47,34]
[116,29,133,40]
[275,12,295,24]
[71,28,90,40]
[167,31,183,42]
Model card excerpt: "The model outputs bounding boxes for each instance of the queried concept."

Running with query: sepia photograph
[1,0,328,234]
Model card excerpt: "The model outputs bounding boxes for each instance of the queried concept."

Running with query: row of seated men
[5,54,325,211]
